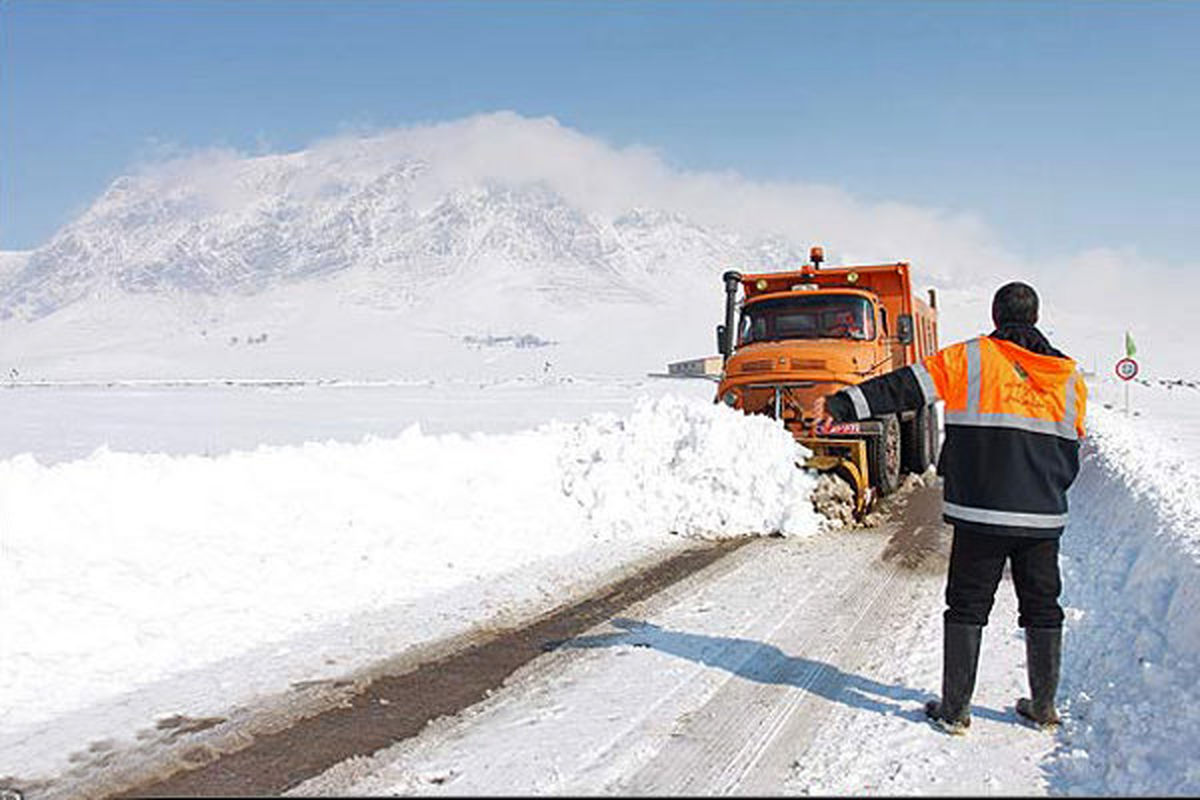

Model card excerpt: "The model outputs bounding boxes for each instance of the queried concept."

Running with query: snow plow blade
[800,437,873,518]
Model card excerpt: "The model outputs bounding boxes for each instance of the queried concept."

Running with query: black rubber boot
[1016,626,1062,729]
[924,622,983,735]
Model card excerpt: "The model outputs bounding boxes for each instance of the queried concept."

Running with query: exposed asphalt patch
[109,537,751,798]
[880,477,951,574]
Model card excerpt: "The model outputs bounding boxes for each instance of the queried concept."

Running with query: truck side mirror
[717,324,728,356]
[897,314,915,345]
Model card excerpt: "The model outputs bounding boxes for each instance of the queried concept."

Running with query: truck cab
[715,247,939,506]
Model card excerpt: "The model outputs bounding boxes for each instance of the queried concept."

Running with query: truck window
[739,295,876,344]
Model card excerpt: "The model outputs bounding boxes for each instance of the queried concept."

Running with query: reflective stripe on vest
[944,338,1079,441]
[909,362,939,405]
[966,336,982,412]
[943,501,1068,529]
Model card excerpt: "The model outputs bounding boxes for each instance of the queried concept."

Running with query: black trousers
[945,525,1064,629]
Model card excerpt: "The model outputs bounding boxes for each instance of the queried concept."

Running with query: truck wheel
[871,415,903,496]
[901,404,933,474]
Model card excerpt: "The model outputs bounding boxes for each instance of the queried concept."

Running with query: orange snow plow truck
[715,246,939,515]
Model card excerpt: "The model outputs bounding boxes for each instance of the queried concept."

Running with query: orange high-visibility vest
[918,337,1085,442]
[837,335,1086,535]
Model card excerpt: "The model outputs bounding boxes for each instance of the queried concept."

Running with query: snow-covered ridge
[0,394,822,778]
[0,250,30,286]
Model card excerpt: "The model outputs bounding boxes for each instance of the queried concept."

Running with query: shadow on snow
[552,617,1010,725]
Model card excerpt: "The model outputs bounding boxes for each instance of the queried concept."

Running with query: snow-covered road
[4,379,1199,797]
[290,483,1057,797]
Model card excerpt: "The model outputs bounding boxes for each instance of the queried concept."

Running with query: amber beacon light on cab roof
[715,246,940,515]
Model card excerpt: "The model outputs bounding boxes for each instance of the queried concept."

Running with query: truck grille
[791,359,828,371]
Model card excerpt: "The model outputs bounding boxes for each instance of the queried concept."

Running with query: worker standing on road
[814,282,1087,735]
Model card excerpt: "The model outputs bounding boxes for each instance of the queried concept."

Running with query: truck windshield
[739,294,876,344]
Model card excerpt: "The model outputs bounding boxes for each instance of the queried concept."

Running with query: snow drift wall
[1054,407,1200,795]
[0,395,823,740]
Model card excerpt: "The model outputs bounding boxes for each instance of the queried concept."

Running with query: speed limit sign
[1115,357,1139,381]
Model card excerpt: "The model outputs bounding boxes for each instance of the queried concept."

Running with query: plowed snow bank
[0,395,822,743]
[1054,403,1200,794]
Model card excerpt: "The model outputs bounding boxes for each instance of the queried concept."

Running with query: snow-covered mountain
[0,151,805,322]
[0,119,830,380]
[0,116,835,379]
[0,250,30,289]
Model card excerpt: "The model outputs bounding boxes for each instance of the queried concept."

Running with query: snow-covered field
[0,376,716,464]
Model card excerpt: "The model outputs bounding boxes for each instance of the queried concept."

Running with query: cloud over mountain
[0,112,1191,377]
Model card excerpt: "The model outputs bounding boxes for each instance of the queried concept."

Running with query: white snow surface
[283,378,1200,797]
[0,376,716,465]
[0,390,822,779]
[1049,380,1200,794]
[2,375,1199,794]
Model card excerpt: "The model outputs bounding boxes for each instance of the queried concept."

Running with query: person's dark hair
[992,282,1039,326]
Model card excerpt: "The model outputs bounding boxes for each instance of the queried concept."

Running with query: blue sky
[2,0,1197,263]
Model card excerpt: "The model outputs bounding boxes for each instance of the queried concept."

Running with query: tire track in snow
[292,484,945,796]
[556,541,841,791]
[618,495,931,795]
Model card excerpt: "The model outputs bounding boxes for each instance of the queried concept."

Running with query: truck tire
[901,404,933,474]
[871,414,903,496]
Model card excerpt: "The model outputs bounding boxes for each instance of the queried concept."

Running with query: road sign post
[1115,357,1138,415]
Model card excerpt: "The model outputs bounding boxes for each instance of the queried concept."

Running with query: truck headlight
[722,390,739,407]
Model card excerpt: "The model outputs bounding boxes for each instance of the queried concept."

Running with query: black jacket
[827,326,1086,538]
